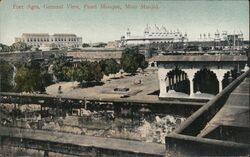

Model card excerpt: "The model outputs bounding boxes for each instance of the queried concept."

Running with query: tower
[126,28,131,38]
[144,24,150,37]
[221,31,227,41]
[214,29,220,40]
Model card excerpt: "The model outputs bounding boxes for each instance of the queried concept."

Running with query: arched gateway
[153,55,248,100]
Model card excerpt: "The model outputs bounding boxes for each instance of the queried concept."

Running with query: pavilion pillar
[183,73,187,80]
[211,69,228,93]
[168,76,172,90]
[158,68,171,97]
[178,74,181,82]
[219,80,223,93]
[243,64,249,72]
[189,75,194,95]
[171,76,175,89]
[44,151,49,157]
[184,69,199,96]
[172,76,176,89]
[176,74,180,83]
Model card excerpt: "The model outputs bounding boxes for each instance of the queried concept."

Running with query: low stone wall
[166,133,249,156]
[1,137,164,157]
[0,127,165,157]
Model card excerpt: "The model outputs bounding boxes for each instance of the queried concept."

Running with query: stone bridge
[66,48,122,62]
[150,55,248,100]
[0,51,65,62]
[0,48,123,63]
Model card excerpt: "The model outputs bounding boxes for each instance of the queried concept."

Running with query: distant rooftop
[150,55,248,62]
[22,33,49,36]
[21,33,78,36]
[53,33,77,36]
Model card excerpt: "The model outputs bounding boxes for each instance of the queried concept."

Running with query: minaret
[222,31,227,41]
[184,32,188,42]
[215,29,220,40]
[233,30,236,50]
[126,28,131,38]
[144,24,149,37]
[239,30,243,40]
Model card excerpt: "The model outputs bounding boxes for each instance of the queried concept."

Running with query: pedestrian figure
[58,85,62,94]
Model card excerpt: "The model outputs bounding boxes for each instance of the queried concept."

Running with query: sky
[0,0,249,45]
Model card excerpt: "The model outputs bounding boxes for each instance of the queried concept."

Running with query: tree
[82,43,90,48]
[63,66,78,82]
[15,62,52,93]
[11,42,30,51]
[0,43,13,52]
[121,47,148,74]
[136,53,148,71]
[76,61,103,85]
[99,59,120,76]
[0,60,14,92]
[0,42,31,52]
[50,55,72,81]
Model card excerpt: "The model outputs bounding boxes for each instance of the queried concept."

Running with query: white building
[198,30,244,42]
[15,33,82,49]
[122,25,188,46]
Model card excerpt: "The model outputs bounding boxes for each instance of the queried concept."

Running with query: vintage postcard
[0,0,249,156]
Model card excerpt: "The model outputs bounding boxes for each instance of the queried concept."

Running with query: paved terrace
[0,69,204,117]
[166,69,249,156]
